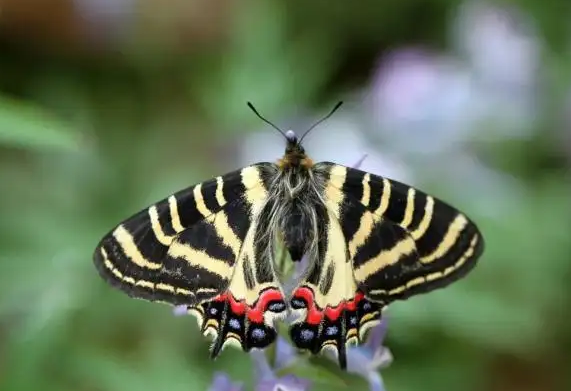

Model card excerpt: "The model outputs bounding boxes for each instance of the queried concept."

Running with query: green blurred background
[1,0,570,390]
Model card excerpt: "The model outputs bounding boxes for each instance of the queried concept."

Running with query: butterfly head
[246,101,344,170]
[280,129,312,169]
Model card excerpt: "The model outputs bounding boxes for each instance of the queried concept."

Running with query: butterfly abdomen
[280,199,325,262]
[264,168,328,264]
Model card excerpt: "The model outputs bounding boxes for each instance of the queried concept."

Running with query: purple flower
[205,336,310,391]
[255,374,310,391]
[173,305,189,317]
[208,372,243,391]
[346,318,393,391]
[368,1,539,159]
[251,340,311,391]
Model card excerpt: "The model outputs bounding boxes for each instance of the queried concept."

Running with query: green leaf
[0,95,78,152]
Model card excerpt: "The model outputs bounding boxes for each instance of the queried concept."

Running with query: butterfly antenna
[299,101,343,144]
[247,102,288,139]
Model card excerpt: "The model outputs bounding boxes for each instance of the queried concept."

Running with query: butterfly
[93,102,484,369]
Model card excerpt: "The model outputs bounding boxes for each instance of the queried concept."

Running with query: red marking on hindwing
[246,288,284,323]
[211,289,285,324]
[292,286,366,324]
[292,286,322,325]
[324,306,343,321]
[213,293,246,316]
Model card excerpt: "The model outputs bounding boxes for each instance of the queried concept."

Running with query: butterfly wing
[94,163,288,357]
[93,164,273,305]
[288,204,383,369]
[185,190,288,357]
[323,162,485,303]
[288,167,383,369]
[289,162,484,368]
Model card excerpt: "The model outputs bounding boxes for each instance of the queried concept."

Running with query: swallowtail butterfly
[93,102,484,369]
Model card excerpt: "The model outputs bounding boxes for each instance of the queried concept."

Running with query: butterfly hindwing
[321,162,484,303]
[186,214,288,358]
[185,175,289,357]
[93,164,273,307]
[288,173,383,369]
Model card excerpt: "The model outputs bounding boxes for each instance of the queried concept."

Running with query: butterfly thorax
[277,134,314,171]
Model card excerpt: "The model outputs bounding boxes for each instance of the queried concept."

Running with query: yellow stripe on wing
[112,225,162,270]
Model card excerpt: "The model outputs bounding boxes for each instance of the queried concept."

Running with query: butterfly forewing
[93,163,272,306]
[320,162,484,303]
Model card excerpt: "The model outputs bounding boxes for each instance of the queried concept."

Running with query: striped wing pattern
[183,208,288,357]
[288,162,483,369]
[287,162,484,368]
[94,163,289,357]
[93,156,484,369]
[93,164,271,306]
[320,162,484,303]
[288,198,383,369]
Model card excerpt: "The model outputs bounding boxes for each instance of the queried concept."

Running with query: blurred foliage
[0,1,570,391]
